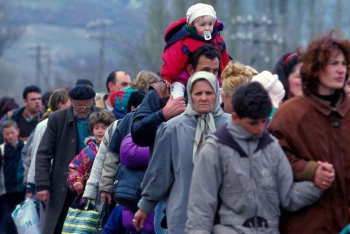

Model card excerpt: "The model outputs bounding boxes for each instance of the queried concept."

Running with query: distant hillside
[2,0,150,100]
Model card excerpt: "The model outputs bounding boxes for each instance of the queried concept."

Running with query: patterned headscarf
[184,71,224,160]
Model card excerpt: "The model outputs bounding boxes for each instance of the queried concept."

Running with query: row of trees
[0,0,24,60]
[143,0,349,73]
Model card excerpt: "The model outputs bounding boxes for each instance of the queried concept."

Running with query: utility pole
[230,15,283,71]
[28,44,50,88]
[86,19,117,90]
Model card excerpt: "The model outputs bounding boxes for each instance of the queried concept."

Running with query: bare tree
[0,0,25,59]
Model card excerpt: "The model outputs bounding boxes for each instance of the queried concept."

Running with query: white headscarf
[184,71,224,160]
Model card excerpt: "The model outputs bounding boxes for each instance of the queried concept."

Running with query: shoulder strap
[214,124,274,155]
[150,82,170,99]
[213,124,248,158]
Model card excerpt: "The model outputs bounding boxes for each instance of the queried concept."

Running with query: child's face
[3,126,19,146]
[232,113,267,137]
[192,16,214,37]
[93,123,108,144]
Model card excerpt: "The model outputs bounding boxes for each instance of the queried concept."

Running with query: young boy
[67,109,115,196]
[0,120,26,234]
[186,82,322,234]
[161,3,230,98]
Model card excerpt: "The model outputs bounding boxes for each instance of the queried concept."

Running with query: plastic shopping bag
[11,198,41,234]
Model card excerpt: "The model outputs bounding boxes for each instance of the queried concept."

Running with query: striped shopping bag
[62,199,100,234]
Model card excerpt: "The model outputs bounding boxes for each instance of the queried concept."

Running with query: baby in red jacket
[161,3,230,98]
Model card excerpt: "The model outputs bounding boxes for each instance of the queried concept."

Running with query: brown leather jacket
[268,94,350,233]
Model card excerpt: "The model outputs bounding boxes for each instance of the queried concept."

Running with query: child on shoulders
[161,3,230,98]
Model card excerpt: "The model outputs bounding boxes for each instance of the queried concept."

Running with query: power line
[28,44,50,87]
[86,19,118,90]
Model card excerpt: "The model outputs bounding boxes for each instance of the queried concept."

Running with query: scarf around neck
[183,71,224,160]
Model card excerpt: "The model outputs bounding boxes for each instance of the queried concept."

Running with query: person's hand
[100,192,112,204]
[73,182,84,195]
[133,209,148,232]
[37,190,50,202]
[26,192,33,198]
[162,95,186,120]
[314,161,335,191]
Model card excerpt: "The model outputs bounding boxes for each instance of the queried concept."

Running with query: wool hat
[112,87,136,119]
[251,71,285,108]
[186,3,216,24]
[69,85,96,100]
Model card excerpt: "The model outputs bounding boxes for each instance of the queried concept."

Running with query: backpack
[113,164,146,212]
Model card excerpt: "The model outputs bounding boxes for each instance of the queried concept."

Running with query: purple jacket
[120,133,150,169]
[120,133,155,233]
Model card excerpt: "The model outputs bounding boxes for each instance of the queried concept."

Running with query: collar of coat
[307,92,350,117]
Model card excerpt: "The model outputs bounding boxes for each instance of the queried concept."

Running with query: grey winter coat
[138,112,229,234]
[186,122,322,234]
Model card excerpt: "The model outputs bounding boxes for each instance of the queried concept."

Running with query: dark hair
[188,44,221,71]
[41,91,53,110]
[127,90,146,112]
[106,70,123,92]
[299,30,350,96]
[233,82,272,119]
[2,119,18,131]
[41,89,70,121]
[272,52,299,100]
[76,79,93,88]
[0,96,18,118]
[23,85,41,100]
[1,100,19,118]
[88,109,116,133]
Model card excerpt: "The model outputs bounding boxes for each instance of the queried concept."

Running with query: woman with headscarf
[269,31,350,233]
[133,71,229,233]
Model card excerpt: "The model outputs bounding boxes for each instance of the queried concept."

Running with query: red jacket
[161,17,230,84]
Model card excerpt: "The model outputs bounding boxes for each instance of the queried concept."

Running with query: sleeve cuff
[26,183,36,193]
[36,186,50,192]
[158,109,166,122]
[138,197,158,214]
[303,161,319,181]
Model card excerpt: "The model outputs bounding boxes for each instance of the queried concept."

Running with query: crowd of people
[1,2,350,234]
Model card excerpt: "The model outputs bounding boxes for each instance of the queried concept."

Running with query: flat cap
[69,85,96,100]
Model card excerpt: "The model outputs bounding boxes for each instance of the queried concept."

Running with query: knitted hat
[112,87,136,119]
[251,71,285,108]
[186,3,216,24]
[69,85,96,100]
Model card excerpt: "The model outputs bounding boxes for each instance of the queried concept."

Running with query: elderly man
[95,70,132,110]
[35,85,100,234]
